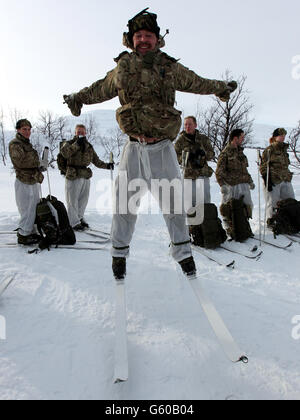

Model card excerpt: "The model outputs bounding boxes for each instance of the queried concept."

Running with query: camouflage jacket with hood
[175,130,215,179]
[72,38,229,141]
[260,141,293,185]
[216,143,253,187]
[9,133,44,185]
[60,137,108,181]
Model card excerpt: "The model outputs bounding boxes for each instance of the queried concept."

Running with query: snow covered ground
[0,148,300,400]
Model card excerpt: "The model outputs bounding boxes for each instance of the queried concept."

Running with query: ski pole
[263,149,271,240]
[109,152,114,185]
[181,151,190,219]
[257,150,262,246]
[42,147,52,199]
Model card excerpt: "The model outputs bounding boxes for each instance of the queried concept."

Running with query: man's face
[276,135,286,143]
[237,133,245,146]
[133,29,158,55]
[184,118,197,135]
[17,125,31,139]
[75,126,87,137]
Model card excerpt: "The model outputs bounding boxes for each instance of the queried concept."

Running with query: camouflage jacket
[216,143,253,187]
[60,137,108,180]
[175,130,215,179]
[75,50,228,141]
[260,142,293,184]
[9,134,44,185]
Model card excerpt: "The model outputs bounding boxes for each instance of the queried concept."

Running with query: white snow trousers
[111,140,192,262]
[15,179,40,236]
[221,183,253,208]
[65,178,91,227]
[264,181,295,220]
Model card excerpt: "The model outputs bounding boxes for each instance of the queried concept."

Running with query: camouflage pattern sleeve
[260,148,269,177]
[174,136,190,165]
[60,141,80,159]
[215,152,227,186]
[76,69,118,105]
[202,136,215,161]
[92,149,108,170]
[9,143,39,169]
[175,63,228,96]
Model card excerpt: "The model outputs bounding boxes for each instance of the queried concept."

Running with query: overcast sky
[0,0,299,129]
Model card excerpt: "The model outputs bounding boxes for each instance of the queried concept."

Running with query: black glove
[262,174,275,192]
[216,80,238,102]
[107,162,114,170]
[227,80,238,93]
[196,149,206,158]
[63,94,83,117]
[77,136,86,152]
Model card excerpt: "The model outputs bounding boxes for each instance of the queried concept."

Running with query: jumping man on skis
[63,8,237,279]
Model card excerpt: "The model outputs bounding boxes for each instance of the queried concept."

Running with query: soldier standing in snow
[216,129,255,241]
[9,119,44,245]
[63,8,237,279]
[175,117,227,249]
[59,124,113,231]
[260,128,295,222]
[175,116,215,205]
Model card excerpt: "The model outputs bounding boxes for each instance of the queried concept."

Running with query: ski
[0,243,109,251]
[86,228,110,237]
[192,245,235,269]
[79,239,110,245]
[0,239,110,246]
[252,235,293,250]
[284,234,300,244]
[0,231,16,235]
[220,243,263,260]
[0,275,16,297]
[0,230,111,240]
[81,231,111,240]
[187,273,248,364]
[114,278,129,383]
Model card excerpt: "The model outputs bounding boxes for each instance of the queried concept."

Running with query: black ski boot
[73,223,85,231]
[17,232,41,246]
[80,219,89,229]
[179,256,197,277]
[112,257,126,280]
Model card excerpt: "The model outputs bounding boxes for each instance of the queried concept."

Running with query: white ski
[0,275,15,298]
[192,245,235,269]
[114,279,129,383]
[220,243,263,260]
[187,273,248,364]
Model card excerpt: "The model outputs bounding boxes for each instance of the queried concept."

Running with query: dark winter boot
[112,257,126,280]
[80,219,89,229]
[179,256,197,277]
[17,233,40,245]
[73,223,85,231]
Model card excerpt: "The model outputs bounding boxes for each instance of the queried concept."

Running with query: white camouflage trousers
[111,140,192,262]
[65,178,91,227]
[221,183,253,208]
[15,179,40,236]
[264,181,295,220]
